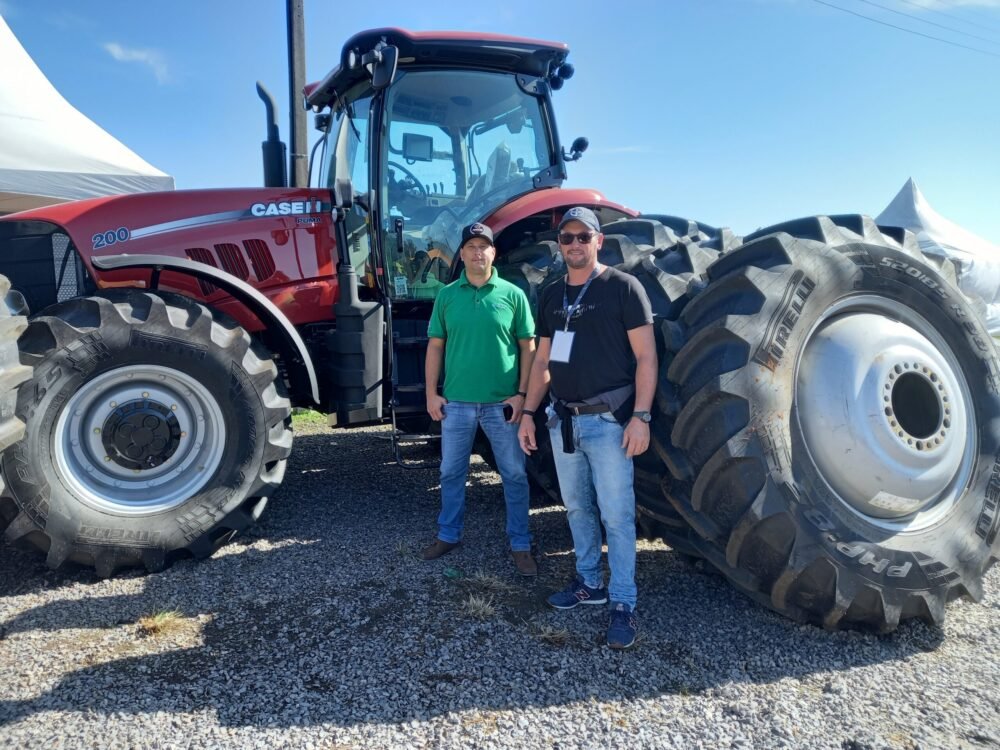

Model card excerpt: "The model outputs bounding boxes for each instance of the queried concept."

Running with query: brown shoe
[421,539,460,560]
[512,550,538,577]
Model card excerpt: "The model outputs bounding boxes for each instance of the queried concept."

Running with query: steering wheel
[388,160,427,198]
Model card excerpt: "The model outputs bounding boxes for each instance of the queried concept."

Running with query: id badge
[550,330,574,363]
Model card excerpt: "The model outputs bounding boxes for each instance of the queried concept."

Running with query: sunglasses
[558,231,596,245]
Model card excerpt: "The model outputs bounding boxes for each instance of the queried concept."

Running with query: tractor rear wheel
[1,290,293,576]
[599,218,736,554]
[658,215,1000,630]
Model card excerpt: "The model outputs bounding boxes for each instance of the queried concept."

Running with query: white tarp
[876,178,1000,335]
[0,15,173,215]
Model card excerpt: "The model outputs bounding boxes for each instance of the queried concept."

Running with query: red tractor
[0,29,996,632]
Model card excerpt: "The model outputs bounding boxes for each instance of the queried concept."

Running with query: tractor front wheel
[1,290,292,576]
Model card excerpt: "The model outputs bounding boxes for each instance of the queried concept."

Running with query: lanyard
[561,265,601,332]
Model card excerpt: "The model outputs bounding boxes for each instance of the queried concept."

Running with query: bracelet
[521,409,536,417]
[516,391,527,398]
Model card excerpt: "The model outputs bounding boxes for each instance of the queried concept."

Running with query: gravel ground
[1,421,998,750]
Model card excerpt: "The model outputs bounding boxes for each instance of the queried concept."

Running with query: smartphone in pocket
[503,403,514,422]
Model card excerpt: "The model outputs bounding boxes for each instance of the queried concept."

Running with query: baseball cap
[558,206,601,233]
[459,222,495,248]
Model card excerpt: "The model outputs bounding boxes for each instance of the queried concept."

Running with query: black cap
[558,206,601,233]
[459,222,495,248]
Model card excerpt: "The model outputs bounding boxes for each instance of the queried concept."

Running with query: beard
[564,250,593,269]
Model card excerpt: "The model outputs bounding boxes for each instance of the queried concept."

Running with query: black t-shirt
[537,267,653,401]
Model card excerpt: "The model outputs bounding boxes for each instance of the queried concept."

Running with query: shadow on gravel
[0,428,948,729]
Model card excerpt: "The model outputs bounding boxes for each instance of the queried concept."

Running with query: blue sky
[4,0,1000,241]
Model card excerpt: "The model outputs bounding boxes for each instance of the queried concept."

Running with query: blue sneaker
[547,576,608,610]
[606,602,638,649]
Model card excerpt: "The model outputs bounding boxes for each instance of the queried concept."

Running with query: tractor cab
[307,29,572,303]
[307,30,575,450]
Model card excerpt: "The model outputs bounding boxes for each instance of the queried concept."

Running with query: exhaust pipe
[256,82,288,188]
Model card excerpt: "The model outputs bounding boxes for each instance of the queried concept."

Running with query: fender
[92,253,320,405]
[486,187,636,236]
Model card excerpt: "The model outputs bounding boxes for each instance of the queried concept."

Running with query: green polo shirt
[427,269,534,403]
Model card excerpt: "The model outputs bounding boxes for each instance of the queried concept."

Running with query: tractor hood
[0,187,331,259]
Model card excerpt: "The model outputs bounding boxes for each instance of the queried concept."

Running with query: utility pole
[286,0,308,188]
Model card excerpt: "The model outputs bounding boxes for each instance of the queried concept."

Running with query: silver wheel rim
[54,365,226,515]
[795,294,975,532]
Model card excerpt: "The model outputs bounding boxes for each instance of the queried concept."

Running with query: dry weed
[460,594,496,619]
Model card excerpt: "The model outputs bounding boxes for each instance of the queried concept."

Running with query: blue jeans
[438,401,532,551]
[548,410,637,609]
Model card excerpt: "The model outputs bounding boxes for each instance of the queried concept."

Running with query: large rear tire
[600,218,737,554]
[1,290,293,576]
[659,215,1000,630]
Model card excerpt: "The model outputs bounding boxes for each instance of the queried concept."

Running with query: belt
[552,400,613,455]
[565,403,612,416]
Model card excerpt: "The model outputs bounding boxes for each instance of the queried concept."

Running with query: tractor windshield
[379,69,552,300]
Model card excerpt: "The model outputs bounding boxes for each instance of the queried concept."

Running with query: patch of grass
[462,714,498,734]
[291,408,328,427]
[467,570,518,594]
[534,624,570,646]
[887,732,918,750]
[395,540,412,557]
[460,593,496,620]
[137,610,187,638]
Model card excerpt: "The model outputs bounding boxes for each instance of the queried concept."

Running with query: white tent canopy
[0,16,173,215]
[876,178,1000,335]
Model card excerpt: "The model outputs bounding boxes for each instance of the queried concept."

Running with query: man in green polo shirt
[422,222,538,576]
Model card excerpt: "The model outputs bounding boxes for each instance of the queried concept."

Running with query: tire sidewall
[739,239,1000,588]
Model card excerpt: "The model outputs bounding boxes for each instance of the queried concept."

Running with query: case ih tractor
[0,28,997,632]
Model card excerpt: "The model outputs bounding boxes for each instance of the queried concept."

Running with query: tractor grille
[0,230,86,314]
[53,233,81,302]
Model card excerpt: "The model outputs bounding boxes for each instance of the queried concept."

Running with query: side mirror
[562,136,589,162]
[371,45,398,90]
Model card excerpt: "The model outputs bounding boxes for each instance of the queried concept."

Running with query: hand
[502,393,525,423]
[518,414,537,455]
[622,418,650,457]
[427,393,448,421]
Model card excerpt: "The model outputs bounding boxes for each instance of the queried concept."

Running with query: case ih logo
[250,199,325,217]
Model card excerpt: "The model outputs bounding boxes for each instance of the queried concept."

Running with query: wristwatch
[632,411,652,423]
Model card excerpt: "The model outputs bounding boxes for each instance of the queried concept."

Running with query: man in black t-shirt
[518,206,656,650]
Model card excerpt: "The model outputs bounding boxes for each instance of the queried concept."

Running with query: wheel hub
[796,297,974,527]
[54,364,226,516]
[102,399,181,470]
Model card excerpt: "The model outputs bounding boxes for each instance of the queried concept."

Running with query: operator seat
[465,142,512,208]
